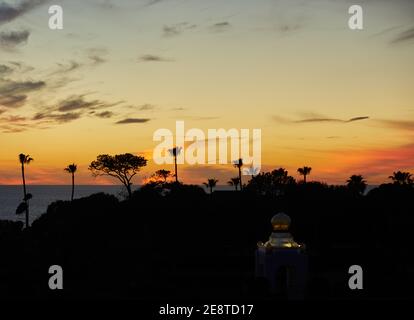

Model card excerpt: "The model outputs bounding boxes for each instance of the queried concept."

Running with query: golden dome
[271,212,291,231]
[257,212,303,249]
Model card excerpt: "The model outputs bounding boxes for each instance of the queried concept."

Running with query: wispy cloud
[0,29,30,49]
[96,0,117,10]
[138,104,156,111]
[94,111,114,118]
[370,25,403,38]
[0,78,45,96]
[55,95,121,112]
[0,78,45,108]
[0,94,27,108]
[49,49,108,76]
[162,22,197,37]
[347,117,370,122]
[210,22,231,32]
[378,119,414,131]
[115,118,151,124]
[57,96,99,112]
[138,54,173,62]
[0,0,50,25]
[51,61,82,75]
[32,111,81,123]
[87,47,108,65]
[273,114,370,124]
[391,27,414,44]
[188,116,220,121]
[171,107,186,111]
[163,25,181,37]
[0,64,13,75]
[0,115,26,123]
[145,0,164,7]
[295,116,369,123]
[278,24,302,34]
[7,61,34,73]
[19,95,123,129]
[89,54,106,65]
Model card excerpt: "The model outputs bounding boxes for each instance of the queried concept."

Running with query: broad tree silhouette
[228,177,240,191]
[389,171,413,185]
[203,178,218,194]
[246,168,295,197]
[168,147,182,183]
[152,169,172,184]
[233,158,244,190]
[64,163,78,201]
[297,166,312,184]
[89,153,147,198]
[346,174,367,195]
[18,153,33,228]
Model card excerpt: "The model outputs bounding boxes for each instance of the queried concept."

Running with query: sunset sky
[0,0,413,185]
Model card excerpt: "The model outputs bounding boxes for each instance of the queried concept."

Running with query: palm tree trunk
[238,167,243,191]
[174,155,178,183]
[21,164,29,228]
[304,174,307,184]
[71,172,75,201]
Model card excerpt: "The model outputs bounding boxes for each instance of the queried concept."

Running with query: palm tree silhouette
[203,178,218,194]
[346,174,367,195]
[64,163,77,201]
[389,171,413,185]
[227,177,240,191]
[297,166,312,184]
[168,147,182,183]
[19,154,33,228]
[233,158,244,190]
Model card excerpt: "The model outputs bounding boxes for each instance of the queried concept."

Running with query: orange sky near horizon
[1,0,413,186]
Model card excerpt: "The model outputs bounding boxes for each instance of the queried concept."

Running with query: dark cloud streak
[138,54,173,62]
[0,79,45,109]
[0,0,50,25]
[273,115,370,124]
[33,112,81,123]
[0,30,30,49]
[391,27,414,44]
[116,118,150,124]
[95,111,114,118]
[0,79,45,96]
[210,22,231,32]
[0,64,13,75]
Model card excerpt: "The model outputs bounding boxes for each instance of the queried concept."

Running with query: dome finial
[271,212,291,231]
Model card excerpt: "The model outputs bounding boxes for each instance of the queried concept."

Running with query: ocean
[0,185,126,224]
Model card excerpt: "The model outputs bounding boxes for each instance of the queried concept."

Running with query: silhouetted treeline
[1,177,414,299]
